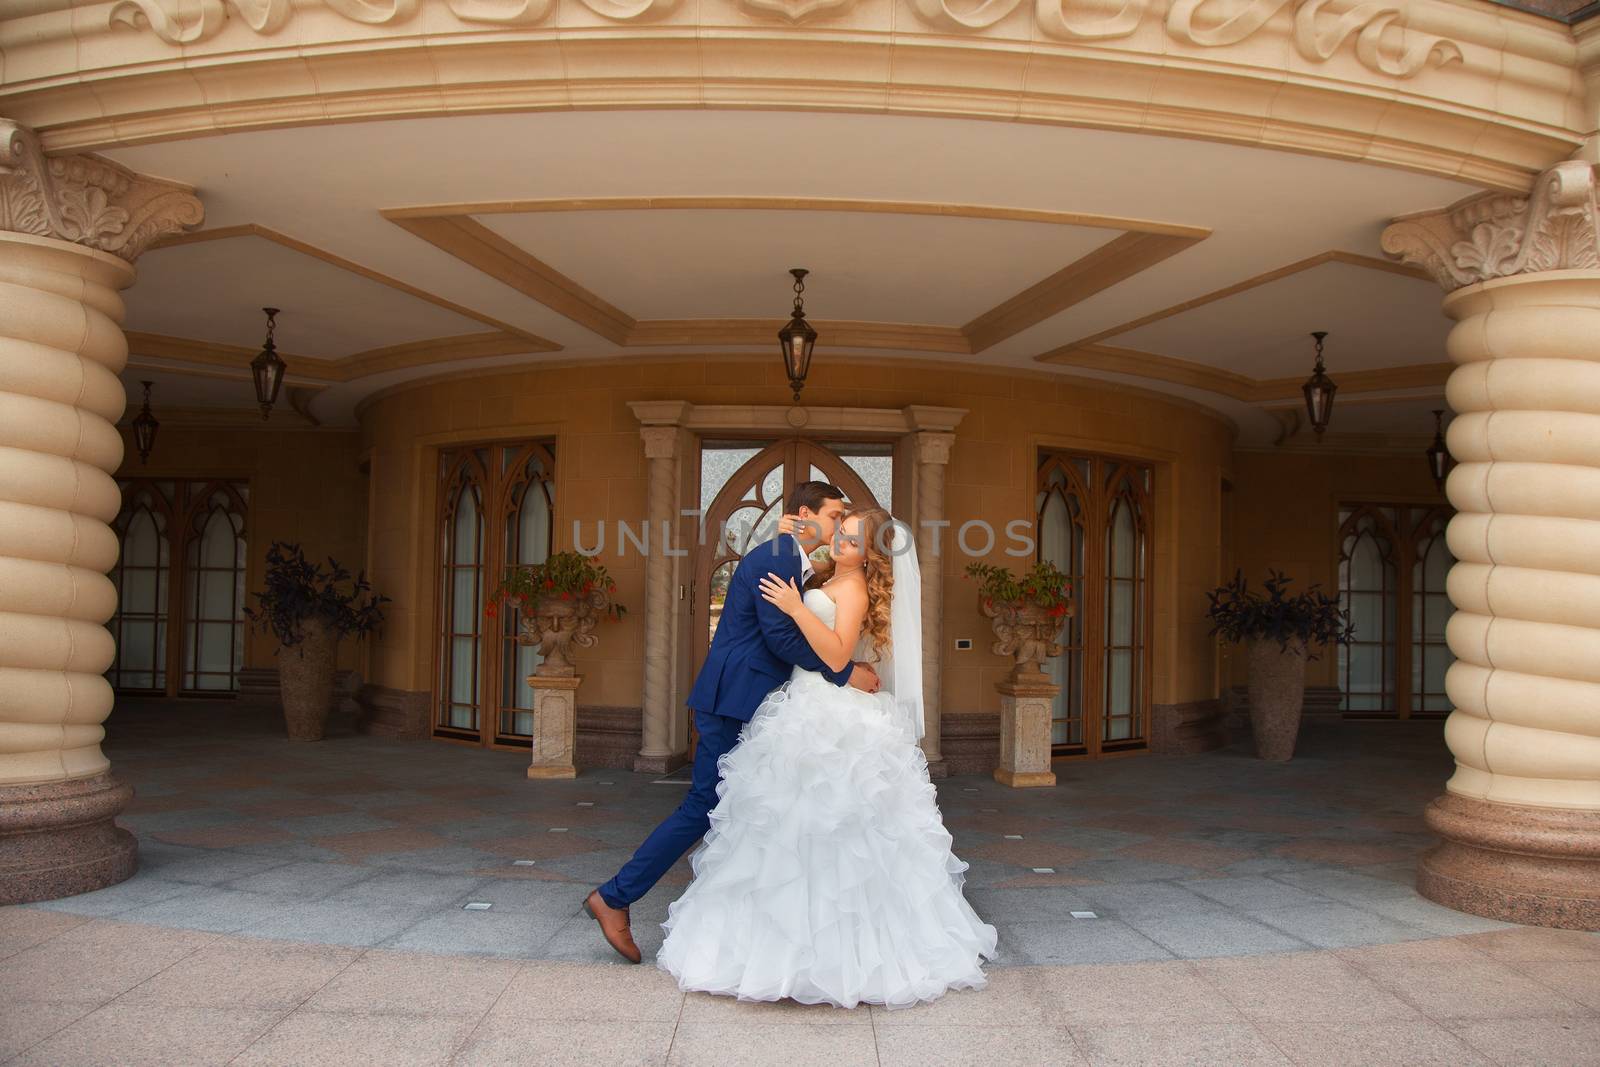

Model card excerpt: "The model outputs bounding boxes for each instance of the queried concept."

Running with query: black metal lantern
[250,306,286,420]
[131,379,158,465]
[1426,408,1451,490]
[1301,330,1337,440]
[777,268,817,404]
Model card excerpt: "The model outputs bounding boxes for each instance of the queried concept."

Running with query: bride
[655,506,998,1010]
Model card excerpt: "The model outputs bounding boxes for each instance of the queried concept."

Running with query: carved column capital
[639,425,682,461]
[1382,160,1600,291]
[0,120,203,262]
[915,430,955,467]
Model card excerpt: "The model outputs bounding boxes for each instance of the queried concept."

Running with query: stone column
[914,430,955,779]
[0,121,202,904]
[633,423,684,774]
[1382,159,1600,930]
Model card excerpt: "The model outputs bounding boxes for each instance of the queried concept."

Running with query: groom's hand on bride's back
[848,662,880,693]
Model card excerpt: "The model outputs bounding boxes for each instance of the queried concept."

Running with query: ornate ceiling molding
[108,0,1461,80]
[1381,161,1600,291]
[0,121,202,262]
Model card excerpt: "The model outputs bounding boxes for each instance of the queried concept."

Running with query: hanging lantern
[777,268,817,404]
[131,379,159,465]
[250,306,286,420]
[1301,330,1337,439]
[1426,408,1451,490]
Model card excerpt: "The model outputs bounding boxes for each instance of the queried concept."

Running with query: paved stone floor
[3,701,1596,1064]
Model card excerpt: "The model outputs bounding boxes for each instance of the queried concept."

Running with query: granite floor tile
[536,913,667,965]
[381,907,569,958]
[0,1001,98,1061]
[1120,911,1311,960]
[231,1009,477,1067]
[876,1023,1086,1066]
[1459,926,1600,962]
[302,948,521,1016]
[1179,875,1330,912]
[221,860,377,899]
[1257,1020,1493,1066]
[236,897,436,947]
[0,907,90,957]
[452,1017,678,1067]
[666,1022,878,1067]
[117,936,360,1009]
[1361,960,1594,1020]
[1246,901,1435,949]
[1509,960,1600,1010]
[24,877,195,918]
[997,919,1174,966]
[871,967,1055,1026]
[489,961,683,1022]
[8,1003,284,1067]
[112,885,296,933]
[1035,960,1245,1024]
[1069,1022,1291,1066]
[679,991,870,1025]
[0,920,219,1004]
[1192,952,1422,1022]
[1448,1017,1600,1066]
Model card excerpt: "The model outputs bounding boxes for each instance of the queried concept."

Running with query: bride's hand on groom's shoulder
[758,573,804,616]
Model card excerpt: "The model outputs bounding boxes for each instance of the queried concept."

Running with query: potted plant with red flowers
[245,542,388,741]
[490,551,626,678]
[965,561,1075,683]
[1204,568,1354,761]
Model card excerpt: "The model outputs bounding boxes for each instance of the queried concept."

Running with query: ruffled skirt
[656,671,998,1010]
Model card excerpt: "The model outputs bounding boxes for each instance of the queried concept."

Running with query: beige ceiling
[100,108,1482,445]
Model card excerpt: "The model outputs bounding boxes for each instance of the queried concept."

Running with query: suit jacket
[686,533,851,721]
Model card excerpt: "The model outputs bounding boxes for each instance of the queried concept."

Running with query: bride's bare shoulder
[828,573,868,607]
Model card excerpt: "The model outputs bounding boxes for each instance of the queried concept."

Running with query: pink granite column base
[0,773,138,906]
[1418,792,1600,931]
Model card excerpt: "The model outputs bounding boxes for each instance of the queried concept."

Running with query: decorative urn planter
[517,587,615,678]
[493,552,626,779]
[1245,638,1310,762]
[965,562,1075,789]
[277,616,339,742]
[979,596,1071,683]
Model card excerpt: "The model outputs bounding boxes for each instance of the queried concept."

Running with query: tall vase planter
[246,542,389,743]
[1205,569,1353,762]
[278,617,339,742]
[1246,637,1309,762]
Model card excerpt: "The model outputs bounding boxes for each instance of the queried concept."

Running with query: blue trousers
[598,708,744,909]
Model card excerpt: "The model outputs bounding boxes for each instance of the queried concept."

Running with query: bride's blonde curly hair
[847,506,896,660]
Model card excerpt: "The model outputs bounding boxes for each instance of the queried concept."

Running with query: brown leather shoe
[583,889,642,964]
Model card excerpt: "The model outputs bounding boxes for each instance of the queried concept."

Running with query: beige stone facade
[4,0,1599,926]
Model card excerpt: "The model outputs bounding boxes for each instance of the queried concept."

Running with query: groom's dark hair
[788,480,845,515]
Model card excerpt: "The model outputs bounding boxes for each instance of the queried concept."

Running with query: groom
[582,480,881,963]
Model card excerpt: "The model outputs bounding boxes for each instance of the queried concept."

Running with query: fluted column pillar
[633,421,688,774]
[915,430,955,780]
[1382,159,1600,930]
[0,121,202,904]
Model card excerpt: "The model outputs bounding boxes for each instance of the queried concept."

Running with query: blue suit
[598,534,850,909]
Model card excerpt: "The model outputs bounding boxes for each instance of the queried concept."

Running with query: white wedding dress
[656,586,998,1010]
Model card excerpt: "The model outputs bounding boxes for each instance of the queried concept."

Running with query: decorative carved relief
[1381,161,1600,291]
[0,122,203,262]
[107,0,1464,80]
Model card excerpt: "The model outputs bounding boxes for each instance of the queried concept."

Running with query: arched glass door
[1036,450,1154,758]
[693,438,885,669]
[433,441,557,747]
[1337,503,1455,719]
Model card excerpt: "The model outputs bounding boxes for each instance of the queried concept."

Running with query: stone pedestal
[527,675,581,780]
[994,676,1058,788]
[0,122,201,903]
[1383,160,1600,929]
